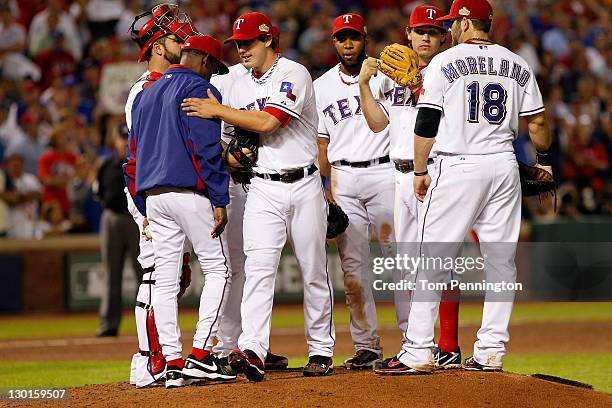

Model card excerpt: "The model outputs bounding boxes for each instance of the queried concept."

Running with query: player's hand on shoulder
[182,89,221,119]
[211,206,228,238]
[359,57,379,84]
[413,174,431,202]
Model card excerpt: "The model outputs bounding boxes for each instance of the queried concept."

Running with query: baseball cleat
[228,349,265,382]
[183,354,237,381]
[373,356,433,375]
[463,356,502,372]
[303,355,334,377]
[165,365,189,388]
[344,349,382,370]
[434,347,462,369]
[265,351,289,370]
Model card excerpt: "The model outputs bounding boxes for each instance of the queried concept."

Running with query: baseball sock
[438,288,460,353]
[168,358,184,369]
[191,347,210,360]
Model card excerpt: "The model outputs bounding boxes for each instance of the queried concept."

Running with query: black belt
[333,155,390,168]
[143,266,155,274]
[254,164,318,183]
[394,158,434,174]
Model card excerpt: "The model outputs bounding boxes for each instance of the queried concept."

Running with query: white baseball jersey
[418,43,544,154]
[376,68,428,160]
[314,64,389,162]
[221,57,318,173]
[211,64,250,144]
[125,71,149,130]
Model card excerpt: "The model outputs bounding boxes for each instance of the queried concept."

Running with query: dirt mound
[11,369,612,408]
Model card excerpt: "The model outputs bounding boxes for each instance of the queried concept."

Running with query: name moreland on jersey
[418,43,544,155]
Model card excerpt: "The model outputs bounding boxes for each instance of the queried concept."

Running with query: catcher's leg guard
[133,268,166,387]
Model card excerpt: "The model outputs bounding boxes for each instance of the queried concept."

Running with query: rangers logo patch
[280,82,296,102]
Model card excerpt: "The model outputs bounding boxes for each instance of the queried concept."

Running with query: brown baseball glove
[378,43,422,89]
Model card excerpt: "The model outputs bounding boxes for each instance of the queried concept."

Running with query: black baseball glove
[224,127,259,170]
[327,202,349,239]
[518,162,555,196]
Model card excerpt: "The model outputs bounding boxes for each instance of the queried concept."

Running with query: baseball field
[1,302,611,407]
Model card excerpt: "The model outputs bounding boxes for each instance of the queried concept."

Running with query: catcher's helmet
[129,3,199,62]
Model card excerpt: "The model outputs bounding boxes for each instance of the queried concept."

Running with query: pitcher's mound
[21,368,612,408]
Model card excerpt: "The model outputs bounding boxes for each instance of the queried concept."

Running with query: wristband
[321,175,331,190]
[414,170,428,176]
[536,149,552,166]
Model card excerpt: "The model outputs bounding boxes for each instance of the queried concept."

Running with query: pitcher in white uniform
[315,13,394,370]
[375,0,552,375]
[182,12,335,381]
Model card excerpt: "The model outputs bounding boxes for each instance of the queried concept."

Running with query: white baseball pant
[147,190,230,362]
[331,163,395,353]
[399,152,521,369]
[213,179,248,357]
[238,173,335,361]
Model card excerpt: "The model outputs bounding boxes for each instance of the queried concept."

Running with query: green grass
[505,352,612,394]
[1,302,611,340]
[0,353,610,393]
[0,361,128,388]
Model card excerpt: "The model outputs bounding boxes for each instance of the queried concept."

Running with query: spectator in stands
[34,31,77,90]
[95,125,142,337]
[38,125,77,218]
[37,199,71,237]
[28,0,82,60]
[0,2,41,81]
[3,153,42,238]
[0,156,13,237]
[5,110,45,175]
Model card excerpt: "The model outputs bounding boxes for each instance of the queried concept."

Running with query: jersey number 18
[466,82,507,124]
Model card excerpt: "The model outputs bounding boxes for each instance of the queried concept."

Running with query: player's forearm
[526,112,552,152]
[414,135,435,173]
[317,137,331,177]
[216,105,281,134]
[359,82,388,133]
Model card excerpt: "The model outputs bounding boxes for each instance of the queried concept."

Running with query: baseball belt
[332,155,390,168]
[394,158,434,174]
[254,163,318,183]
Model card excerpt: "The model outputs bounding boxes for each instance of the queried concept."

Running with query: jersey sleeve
[416,56,444,112]
[519,67,545,117]
[186,84,229,208]
[314,83,330,139]
[264,64,312,119]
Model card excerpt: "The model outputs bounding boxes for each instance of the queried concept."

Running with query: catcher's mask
[129,3,199,62]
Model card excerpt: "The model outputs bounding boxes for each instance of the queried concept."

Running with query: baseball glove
[327,202,349,239]
[223,127,259,170]
[518,162,555,196]
[378,43,422,89]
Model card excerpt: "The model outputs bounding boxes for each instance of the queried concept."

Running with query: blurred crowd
[0,0,610,239]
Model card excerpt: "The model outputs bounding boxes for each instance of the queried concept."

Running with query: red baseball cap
[225,12,273,43]
[410,6,444,28]
[332,13,366,37]
[136,17,170,62]
[183,35,229,74]
[437,0,493,22]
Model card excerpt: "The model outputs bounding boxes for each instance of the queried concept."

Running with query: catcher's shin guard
[133,269,166,386]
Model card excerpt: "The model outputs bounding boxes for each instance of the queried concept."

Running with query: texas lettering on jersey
[321,95,363,125]
[384,86,418,107]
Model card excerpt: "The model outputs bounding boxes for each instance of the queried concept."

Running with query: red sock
[438,288,460,352]
[167,358,184,369]
[191,347,210,360]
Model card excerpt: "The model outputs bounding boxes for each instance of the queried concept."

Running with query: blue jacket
[132,65,229,214]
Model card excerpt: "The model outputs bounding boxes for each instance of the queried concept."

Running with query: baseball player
[123,5,199,388]
[210,48,289,371]
[314,13,393,369]
[375,0,552,374]
[359,6,463,370]
[132,34,235,388]
[182,12,335,380]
